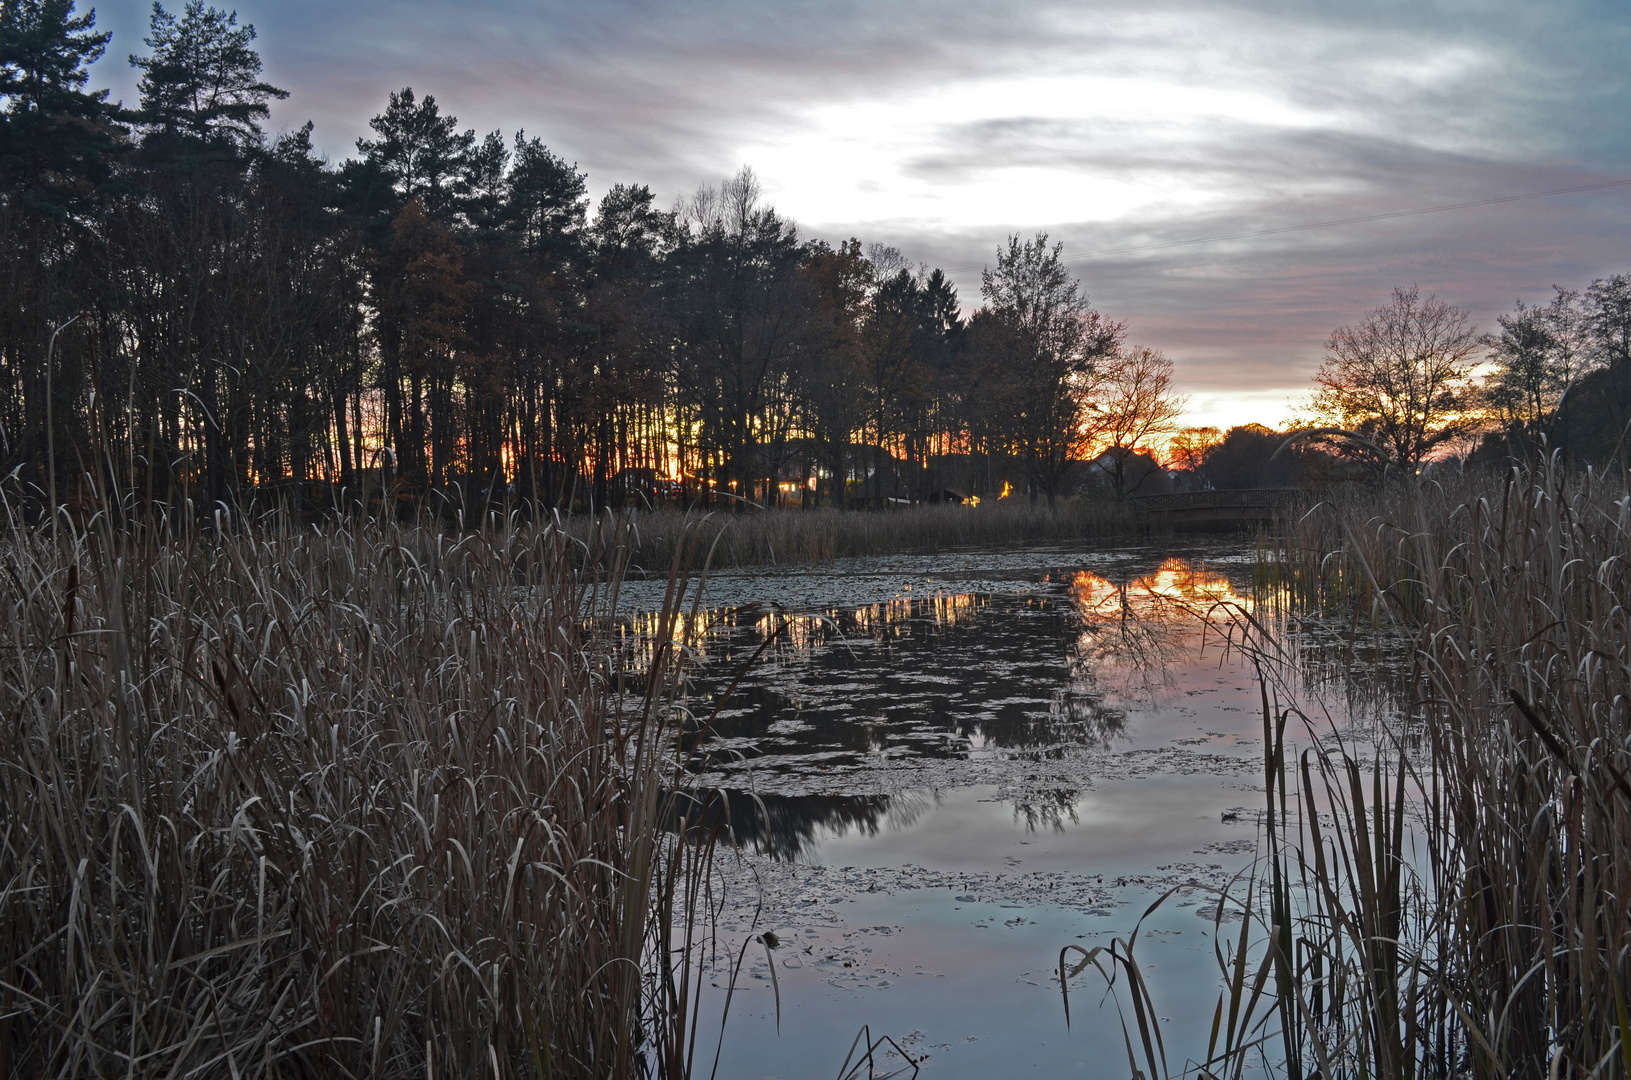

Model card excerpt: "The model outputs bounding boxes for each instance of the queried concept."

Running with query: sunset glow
[83,0,1631,432]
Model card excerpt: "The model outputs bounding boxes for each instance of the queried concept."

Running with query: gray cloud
[85,0,1631,413]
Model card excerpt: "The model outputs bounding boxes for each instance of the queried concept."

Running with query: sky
[91,0,1631,431]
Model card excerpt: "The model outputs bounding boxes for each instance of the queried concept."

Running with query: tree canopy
[0,3,1199,519]
[30,0,1631,519]
[1310,286,1482,472]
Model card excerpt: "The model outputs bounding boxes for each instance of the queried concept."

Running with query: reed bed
[1282,461,1631,1078]
[1070,462,1631,1079]
[566,498,1139,572]
[0,503,717,1079]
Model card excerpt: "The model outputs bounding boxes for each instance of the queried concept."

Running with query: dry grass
[566,499,1139,572]
[1290,462,1631,1078]
[1069,462,1631,1079]
[1275,462,1631,1078]
[0,501,716,1078]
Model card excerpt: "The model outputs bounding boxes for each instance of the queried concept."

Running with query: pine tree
[0,0,119,508]
[131,1,286,148]
[121,1,290,505]
[356,87,475,222]
[0,0,117,212]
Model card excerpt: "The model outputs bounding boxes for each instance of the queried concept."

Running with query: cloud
[84,0,1631,417]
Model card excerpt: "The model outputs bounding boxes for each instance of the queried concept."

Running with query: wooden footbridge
[1130,488,1304,530]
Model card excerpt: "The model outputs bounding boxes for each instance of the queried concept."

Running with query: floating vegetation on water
[692,743,1262,800]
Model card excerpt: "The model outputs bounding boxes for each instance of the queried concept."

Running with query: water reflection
[1066,558,1261,700]
[1070,558,1254,620]
[666,789,935,861]
[669,556,1281,774]
[665,783,1094,861]
[634,551,1414,861]
[682,589,1092,773]
[1010,788,1085,833]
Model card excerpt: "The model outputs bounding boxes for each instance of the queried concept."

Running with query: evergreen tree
[0,0,116,210]
[798,238,870,507]
[669,167,814,502]
[130,1,286,148]
[356,87,475,221]
[120,1,296,505]
[0,0,118,505]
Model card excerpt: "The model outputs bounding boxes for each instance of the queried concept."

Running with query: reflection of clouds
[1073,622,1177,704]
[1070,566,1187,704]
[1073,556,1418,732]
[1064,558,1269,704]
[883,788,937,832]
[631,556,1415,811]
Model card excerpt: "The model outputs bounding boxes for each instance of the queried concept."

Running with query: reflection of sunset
[1070,558,1251,621]
[754,612,826,651]
[621,608,717,670]
[622,591,987,669]
[853,591,982,633]
[1064,557,1252,704]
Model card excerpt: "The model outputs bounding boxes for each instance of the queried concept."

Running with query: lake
[621,542,1404,1079]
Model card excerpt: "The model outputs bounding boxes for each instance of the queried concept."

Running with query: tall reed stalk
[0,497,715,1078]
[1277,459,1631,1079]
[1066,461,1631,1079]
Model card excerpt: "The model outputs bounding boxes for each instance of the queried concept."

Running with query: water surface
[624,543,1402,1078]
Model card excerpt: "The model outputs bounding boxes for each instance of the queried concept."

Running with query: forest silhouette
[0,0,1201,520]
[8,0,1631,525]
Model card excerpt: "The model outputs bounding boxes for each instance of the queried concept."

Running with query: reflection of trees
[685,585,1161,756]
[1009,787,1083,833]
[1075,555,1419,734]
[1048,677,1127,747]
[669,562,1416,773]
[958,683,1126,753]
[1070,620,1179,703]
[653,558,1422,857]
[664,789,937,861]
[1067,561,1225,704]
[1273,620,1418,737]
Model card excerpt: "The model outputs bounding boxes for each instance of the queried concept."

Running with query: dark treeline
[1163,275,1631,493]
[1470,274,1631,470]
[0,0,1181,520]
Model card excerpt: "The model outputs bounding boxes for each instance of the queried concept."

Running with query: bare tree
[977,232,1122,506]
[1085,346,1184,496]
[1580,274,1631,472]
[1310,286,1481,472]
[678,165,761,235]
[1585,273,1631,367]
